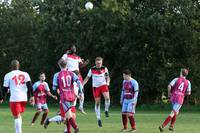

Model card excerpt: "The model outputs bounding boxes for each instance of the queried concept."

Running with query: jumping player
[83,57,110,127]
[56,60,83,133]
[120,69,139,133]
[31,72,57,125]
[159,68,191,132]
[0,60,35,133]
[58,44,89,114]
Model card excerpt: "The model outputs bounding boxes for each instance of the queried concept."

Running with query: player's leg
[102,85,110,117]
[93,87,102,127]
[31,104,42,125]
[169,103,181,131]
[127,102,136,132]
[10,102,26,133]
[121,100,128,132]
[79,93,86,114]
[40,104,49,125]
[44,114,62,129]
[66,108,79,133]
[159,103,181,132]
[78,74,85,113]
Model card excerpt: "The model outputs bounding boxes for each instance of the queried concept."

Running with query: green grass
[0,106,200,133]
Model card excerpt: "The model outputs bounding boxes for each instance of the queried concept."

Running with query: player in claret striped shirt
[83,57,110,127]
[159,68,191,132]
[120,69,139,133]
[31,72,57,126]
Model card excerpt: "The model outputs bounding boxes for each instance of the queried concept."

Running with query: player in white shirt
[83,57,111,127]
[58,44,89,114]
[0,60,34,133]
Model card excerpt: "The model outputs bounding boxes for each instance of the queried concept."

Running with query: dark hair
[181,68,189,77]
[123,69,132,76]
[39,72,45,76]
[68,44,76,50]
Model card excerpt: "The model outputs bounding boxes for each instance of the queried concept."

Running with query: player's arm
[26,81,35,105]
[0,87,9,102]
[168,78,177,98]
[1,74,10,102]
[186,81,191,95]
[132,80,139,104]
[73,73,83,94]
[45,83,57,100]
[83,69,92,86]
[120,81,125,104]
[167,84,172,98]
[105,68,110,86]
[58,53,68,69]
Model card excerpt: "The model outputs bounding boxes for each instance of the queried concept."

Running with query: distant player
[83,57,110,127]
[120,69,139,133]
[58,44,89,113]
[31,72,57,125]
[159,68,191,132]
[56,60,83,133]
[0,60,35,133]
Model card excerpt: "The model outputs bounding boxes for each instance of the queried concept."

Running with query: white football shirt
[3,70,31,102]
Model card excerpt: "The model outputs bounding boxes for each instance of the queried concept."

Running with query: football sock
[66,119,71,133]
[41,112,48,125]
[105,99,110,112]
[122,114,128,129]
[162,115,172,128]
[129,116,136,129]
[95,104,101,120]
[69,118,78,129]
[31,112,40,123]
[15,117,22,133]
[170,114,177,127]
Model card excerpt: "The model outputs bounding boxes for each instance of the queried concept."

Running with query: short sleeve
[45,82,50,91]
[25,73,31,82]
[87,69,92,77]
[132,80,139,92]
[61,54,68,60]
[3,74,9,87]
[32,82,38,92]
[169,78,178,87]
[52,73,58,90]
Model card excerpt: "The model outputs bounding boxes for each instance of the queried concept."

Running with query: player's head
[68,44,77,53]
[60,60,67,69]
[39,72,46,82]
[180,68,189,77]
[123,69,132,80]
[10,59,20,70]
[95,57,103,68]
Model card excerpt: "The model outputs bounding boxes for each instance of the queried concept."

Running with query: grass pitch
[0,106,200,133]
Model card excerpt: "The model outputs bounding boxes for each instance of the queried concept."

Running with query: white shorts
[122,99,136,114]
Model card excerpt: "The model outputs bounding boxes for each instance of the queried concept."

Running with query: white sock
[95,104,101,120]
[79,94,84,109]
[105,99,110,112]
[49,115,62,123]
[15,117,22,133]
